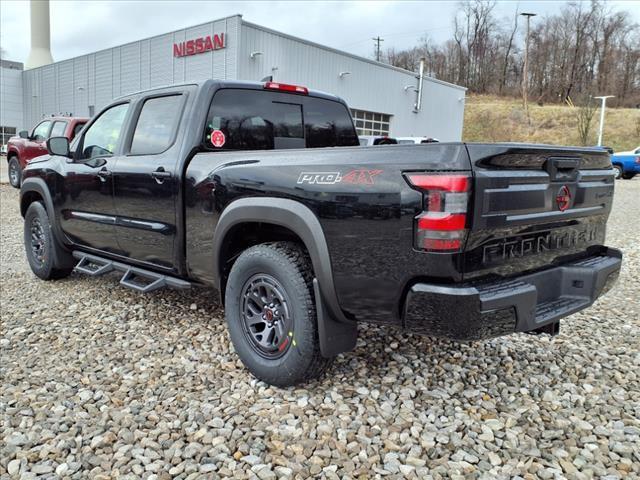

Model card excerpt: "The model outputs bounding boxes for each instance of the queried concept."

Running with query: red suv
[6,116,88,188]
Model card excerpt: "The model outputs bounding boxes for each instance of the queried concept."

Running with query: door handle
[151,167,172,184]
[97,168,111,182]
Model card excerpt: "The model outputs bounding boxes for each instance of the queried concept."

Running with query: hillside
[463,95,639,152]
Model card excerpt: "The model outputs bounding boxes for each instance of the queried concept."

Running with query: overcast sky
[1,1,639,64]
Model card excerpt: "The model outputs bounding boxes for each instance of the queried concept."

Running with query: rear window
[203,89,358,151]
[50,121,67,138]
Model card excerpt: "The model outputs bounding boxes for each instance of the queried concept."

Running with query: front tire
[8,157,21,188]
[225,242,332,387]
[23,202,74,280]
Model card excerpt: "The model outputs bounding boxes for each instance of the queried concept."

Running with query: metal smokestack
[25,0,54,69]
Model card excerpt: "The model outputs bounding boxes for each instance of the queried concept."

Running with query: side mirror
[47,136,71,157]
[19,130,29,139]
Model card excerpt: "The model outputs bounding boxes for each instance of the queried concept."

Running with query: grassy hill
[463,95,639,152]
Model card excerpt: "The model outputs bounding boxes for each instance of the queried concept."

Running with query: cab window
[80,104,129,159]
[32,121,52,141]
[203,89,358,151]
[204,90,304,150]
[50,121,67,138]
[304,99,359,148]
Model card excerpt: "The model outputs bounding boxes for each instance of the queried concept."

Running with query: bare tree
[569,96,598,146]
[380,0,640,107]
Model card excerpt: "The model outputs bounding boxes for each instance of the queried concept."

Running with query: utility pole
[594,95,615,146]
[520,12,536,118]
[372,36,384,62]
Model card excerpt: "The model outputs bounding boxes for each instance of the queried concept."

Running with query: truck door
[58,103,130,252]
[25,120,52,159]
[111,93,185,271]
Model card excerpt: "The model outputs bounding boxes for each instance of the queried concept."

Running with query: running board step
[72,252,191,293]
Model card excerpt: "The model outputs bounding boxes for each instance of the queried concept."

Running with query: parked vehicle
[396,137,440,144]
[358,135,398,146]
[19,80,622,386]
[6,116,88,188]
[611,146,640,179]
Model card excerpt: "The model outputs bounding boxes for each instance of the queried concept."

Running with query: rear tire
[224,242,332,387]
[24,202,74,280]
[8,157,21,188]
[613,165,623,179]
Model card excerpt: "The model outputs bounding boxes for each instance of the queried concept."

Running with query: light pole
[594,95,615,146]
[520,12,536,117]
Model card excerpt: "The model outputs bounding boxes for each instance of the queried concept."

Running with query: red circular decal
[556,185,571,211]
[211,129,225,148]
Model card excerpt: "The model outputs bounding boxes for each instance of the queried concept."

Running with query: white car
[614,146,640,156]
[358,135,398,146]
[396,137,440,144]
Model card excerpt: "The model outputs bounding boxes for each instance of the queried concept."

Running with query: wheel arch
[20,178,65,245]
[213,197,346,324]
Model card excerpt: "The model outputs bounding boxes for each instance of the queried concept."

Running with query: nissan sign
[173,34,225,57]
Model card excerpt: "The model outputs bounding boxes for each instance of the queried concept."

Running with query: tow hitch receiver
[529,321,560,336]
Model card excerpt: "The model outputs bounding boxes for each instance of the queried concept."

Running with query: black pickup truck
[20,80,622,386]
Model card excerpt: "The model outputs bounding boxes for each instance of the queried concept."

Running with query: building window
[350,109,391,136]
[0,127,17,146]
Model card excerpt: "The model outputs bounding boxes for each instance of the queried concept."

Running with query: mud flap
[313,279,357,358]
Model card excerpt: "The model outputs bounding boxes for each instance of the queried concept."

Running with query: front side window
[130,95,183,155]
[50,121,67,138]
[80,103,129,159]
[32,121,51,141]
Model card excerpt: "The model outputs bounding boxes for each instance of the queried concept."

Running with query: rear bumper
[403,247,622,340]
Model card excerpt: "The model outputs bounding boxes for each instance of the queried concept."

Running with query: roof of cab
[115,79,347,104]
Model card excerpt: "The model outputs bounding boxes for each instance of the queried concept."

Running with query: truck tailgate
[463,144,615,279]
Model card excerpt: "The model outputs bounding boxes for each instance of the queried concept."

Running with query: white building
[2,15,466,144]
[0,60,24,146]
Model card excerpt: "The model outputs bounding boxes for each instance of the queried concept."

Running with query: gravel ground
[1,181,639,479]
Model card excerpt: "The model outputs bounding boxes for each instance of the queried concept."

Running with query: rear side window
[50,121,67,138]
[130,95,183,155]
[203,89,358,151]
[72,122,86,139]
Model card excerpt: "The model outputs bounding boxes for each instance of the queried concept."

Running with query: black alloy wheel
[241,274,293,359]
[23,201,74,280]
[29,216,47,267]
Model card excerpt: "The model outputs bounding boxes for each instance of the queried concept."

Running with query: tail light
[404,173,471,252]
[264,82,309,95]
[635,156,640,164]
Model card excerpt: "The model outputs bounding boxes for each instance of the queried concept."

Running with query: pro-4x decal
[297,169,383,185]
